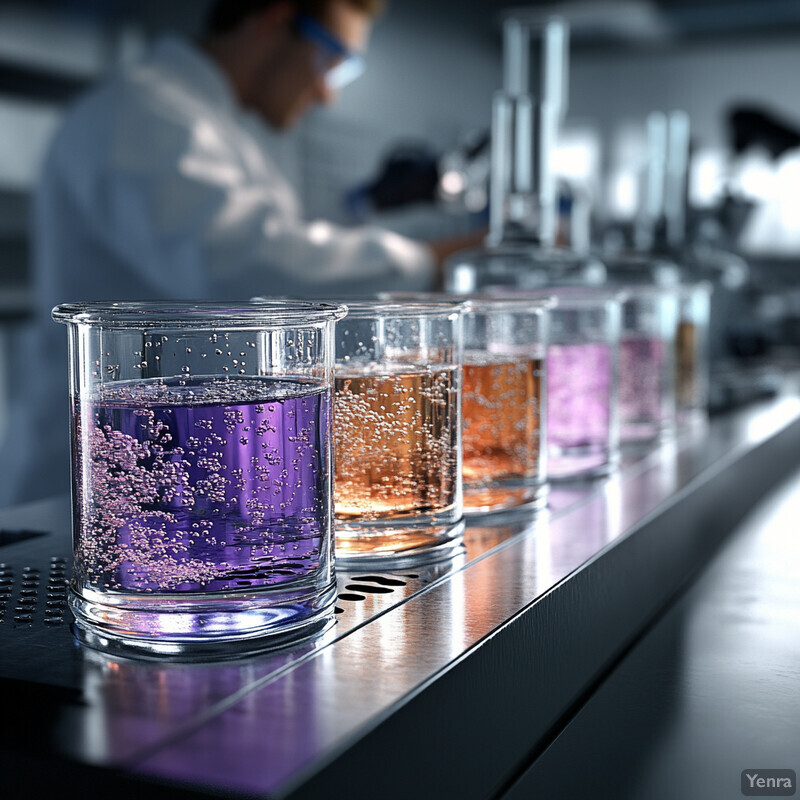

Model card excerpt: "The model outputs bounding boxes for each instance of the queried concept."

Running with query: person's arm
[84,90,437,299]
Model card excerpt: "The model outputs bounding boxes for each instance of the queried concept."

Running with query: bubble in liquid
[333,364,458,521]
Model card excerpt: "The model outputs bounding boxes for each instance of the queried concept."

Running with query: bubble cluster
[333,362,458,521]
[461,354,542,498]
[74,376,330,594]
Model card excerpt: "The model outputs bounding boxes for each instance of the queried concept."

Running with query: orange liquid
[334,363,459,521]
[462,355,543,509]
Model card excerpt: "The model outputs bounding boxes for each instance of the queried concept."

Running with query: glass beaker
[459,297,550,514]
[617,287,679,443]
[53,301,346,658]
[676,282,712,420]
[489,287,621,480]
[332,301,464,566]
[542,289,621,479]
[379,293,550,514]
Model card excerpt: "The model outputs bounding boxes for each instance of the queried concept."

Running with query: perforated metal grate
[0,545,425,636]
[0,556,69,628]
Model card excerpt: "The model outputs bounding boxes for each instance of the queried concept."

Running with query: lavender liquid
[619,338,666,440]
[74,376,331,595]
[547,343,613,476]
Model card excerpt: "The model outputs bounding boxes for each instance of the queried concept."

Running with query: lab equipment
[54,300,346,658]
[444,18,605,294]
[332,301,465,566]
[617,287,679,443]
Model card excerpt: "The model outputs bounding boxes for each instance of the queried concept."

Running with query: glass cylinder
[617,287,679,443]
[544,290,621,479]
[53,301,346,658]
[332,302,464,566]
[379,293,550,514]
[489,288,621,480]
[676,282,712,419]
[459,298,549,514]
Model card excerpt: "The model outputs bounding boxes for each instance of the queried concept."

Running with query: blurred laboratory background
[3,0,800,497]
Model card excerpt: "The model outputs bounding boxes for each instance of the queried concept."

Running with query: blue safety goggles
[294,13,365,90]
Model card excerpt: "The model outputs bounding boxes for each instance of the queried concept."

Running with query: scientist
[1,0,479,507]
[36,0,478,301]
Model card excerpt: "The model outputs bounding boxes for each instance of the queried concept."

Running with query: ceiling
[11,0,800,46]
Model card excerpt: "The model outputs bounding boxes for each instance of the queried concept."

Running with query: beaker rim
[608,283,681,298]
[52,300,349,328]
[313,299,468,319]
[378,291,556,313]
[487,286,627,307]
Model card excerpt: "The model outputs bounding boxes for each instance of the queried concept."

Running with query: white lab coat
[38,35,435,302]
[0,36,435,507]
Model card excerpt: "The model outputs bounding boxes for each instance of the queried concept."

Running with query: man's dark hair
[204,0,384,36]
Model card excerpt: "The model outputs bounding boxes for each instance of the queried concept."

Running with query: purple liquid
[74,376,331,594]
[547,343,612,449]
[619,338,666,436]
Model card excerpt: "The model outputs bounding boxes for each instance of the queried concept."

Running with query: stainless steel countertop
[1,391,799,798]
[504,447,800,800]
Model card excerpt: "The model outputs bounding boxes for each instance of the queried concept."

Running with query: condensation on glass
[54,300,346,658]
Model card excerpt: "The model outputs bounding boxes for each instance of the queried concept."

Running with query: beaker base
[463,483,548,517]
[549,445,617,481]
[335,518,466,569]
[620,419,672,445]
[68,580,337,661]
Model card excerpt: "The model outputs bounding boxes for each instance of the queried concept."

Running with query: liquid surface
[74,376,331,594]
[461,354,542,495]
[333,362,459,521]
